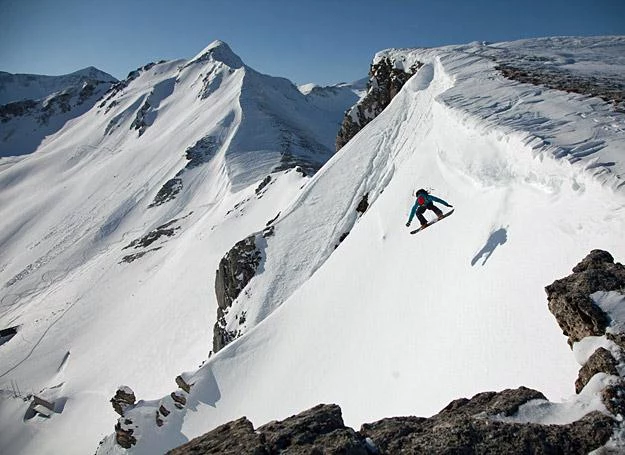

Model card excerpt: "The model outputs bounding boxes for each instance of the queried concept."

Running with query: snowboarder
[406,189,453,229]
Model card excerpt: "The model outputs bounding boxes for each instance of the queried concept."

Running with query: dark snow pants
[416,203,443,226]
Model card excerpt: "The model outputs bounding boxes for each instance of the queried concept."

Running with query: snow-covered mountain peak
[188,39,244,69]
[66,66,118,83]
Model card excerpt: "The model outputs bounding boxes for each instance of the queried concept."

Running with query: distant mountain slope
[0,67,117,157]
[0,67,116,105]
[0,40,360,455]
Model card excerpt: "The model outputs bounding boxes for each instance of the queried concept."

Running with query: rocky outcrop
[167,404,369,455]
[168,417,266,455]
[576,347,620,393]
[110,386,136,416]
[130,100,151,136]
[149,137,218,207]
[545,249,625,346]
[256,404,367,454]
[546,249,625,427]
[110,387,138,448]
[167,397,613,455]
[115,419,137,449]
[213,235,263,353]
[120,214,191,263]
[336,57,423,151]
[362,389,612,454]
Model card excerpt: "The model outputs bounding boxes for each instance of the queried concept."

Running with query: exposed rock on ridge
[167,404,369,455]
[336,56,423,151]
[545,249,625,346]
[213,234,263,353]
[546,249,625,420]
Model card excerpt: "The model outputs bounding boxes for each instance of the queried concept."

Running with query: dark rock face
[175,375,193,394]
[130,100,151,136]
[257,404,367,454]
[576,347,619,393]
[168,398,613,455]
[115,418,137,449]
[545,249,625,346]
[361,388,613,454]
[255,175,272,195]
[120,215,192,263]
[149,136,218,207]
[167,404,368,455]
[149,177,183,208]
[545,249,625,428]
[110,387,136,416]
[363,409,612,455]
[213,235,262,353]
[336,57,423,151]
[168,417,268,455]
[356,193,369,215]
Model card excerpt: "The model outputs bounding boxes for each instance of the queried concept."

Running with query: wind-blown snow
[1,36,625,455]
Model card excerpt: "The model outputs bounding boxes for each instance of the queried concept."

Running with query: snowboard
[410,209,454,234]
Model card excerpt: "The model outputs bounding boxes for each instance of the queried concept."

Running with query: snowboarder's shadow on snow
[471,227,508,266]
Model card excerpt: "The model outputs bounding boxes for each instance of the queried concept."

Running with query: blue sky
[1,0,624,85]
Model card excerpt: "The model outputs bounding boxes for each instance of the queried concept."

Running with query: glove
[406,222,410,227]
[448,204,454,208]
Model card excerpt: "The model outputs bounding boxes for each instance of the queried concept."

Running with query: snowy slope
[1,36,624,455]
[93,37,625,454]
[0,41,357,455]
[0,67,117,157]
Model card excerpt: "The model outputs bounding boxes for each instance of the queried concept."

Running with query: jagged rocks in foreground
[167,395,613,455]
[168,404,367,455]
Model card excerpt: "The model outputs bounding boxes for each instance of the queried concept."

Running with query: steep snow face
[0,42,357,455]
[0,67,117,157]
[93,37,625,454]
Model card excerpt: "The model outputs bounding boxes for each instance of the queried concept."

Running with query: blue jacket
[407,194,451,224]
